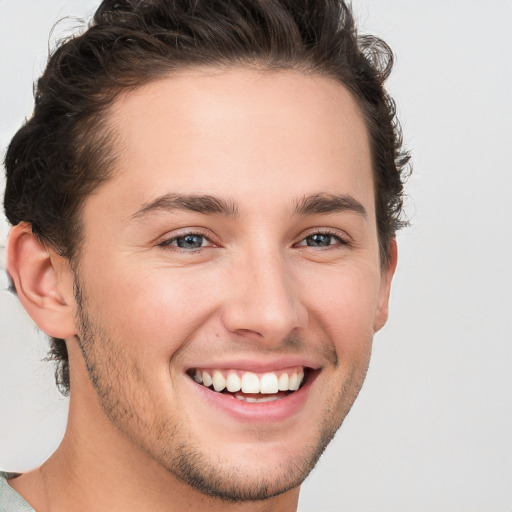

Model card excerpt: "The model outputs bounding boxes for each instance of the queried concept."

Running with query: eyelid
[155,227,350,251]
[157,228,218,249]
[295,228,351,246]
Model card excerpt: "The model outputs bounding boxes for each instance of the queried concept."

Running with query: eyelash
[158,229,215,252]
[158,229,349,253]
[295,229,349,249]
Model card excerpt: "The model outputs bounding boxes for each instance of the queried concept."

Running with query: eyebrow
[293,193,367,218]
[130,192,366,221]
[131,193,239,219]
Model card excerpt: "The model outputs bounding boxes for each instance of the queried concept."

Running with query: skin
[7,68,396,512]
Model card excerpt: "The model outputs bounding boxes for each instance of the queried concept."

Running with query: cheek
[84,261,222,355]
[301,263,381,350]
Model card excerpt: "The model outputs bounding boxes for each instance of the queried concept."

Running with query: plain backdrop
[1,1,511,511]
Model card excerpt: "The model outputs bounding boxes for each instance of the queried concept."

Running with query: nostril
[219,275,308,343]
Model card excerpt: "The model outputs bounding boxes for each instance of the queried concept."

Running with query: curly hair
[4,0,410,395]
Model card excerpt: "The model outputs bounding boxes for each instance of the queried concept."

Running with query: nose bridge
[221,245,307,341]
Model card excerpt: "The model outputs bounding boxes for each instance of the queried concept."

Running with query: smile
[188,367,307,403]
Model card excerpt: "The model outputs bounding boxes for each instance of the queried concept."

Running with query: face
[71,68,394,501]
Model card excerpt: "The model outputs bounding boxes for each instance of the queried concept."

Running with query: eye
[297,231,347,248]
[159,232,214,251]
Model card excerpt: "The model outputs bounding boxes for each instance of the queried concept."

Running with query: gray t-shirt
[0,474,35,512]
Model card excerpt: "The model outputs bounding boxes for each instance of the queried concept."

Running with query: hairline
[65,62,394,269]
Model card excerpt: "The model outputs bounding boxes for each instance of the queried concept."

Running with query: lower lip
[190,371,318,423]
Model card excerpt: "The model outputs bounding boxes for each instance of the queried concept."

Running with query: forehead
[94,67,374,219]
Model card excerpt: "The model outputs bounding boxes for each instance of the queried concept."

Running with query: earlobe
[374,238,398,332]
[7,223,76,339]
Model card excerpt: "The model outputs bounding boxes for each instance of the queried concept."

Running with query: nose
[220,251,308,344]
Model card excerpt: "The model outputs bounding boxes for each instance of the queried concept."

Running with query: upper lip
[184,356,323,374]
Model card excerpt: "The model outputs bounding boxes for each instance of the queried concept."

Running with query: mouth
[187,366,311,404]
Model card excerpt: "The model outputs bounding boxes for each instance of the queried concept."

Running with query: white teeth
[289,372,299,391]
[260,372,279,394]
[241,372,260,393]
[295,371,304,390]
[212,370,226,392]
[193,368,306,394]
[202,371,213,388]
[278,373,289,391]
[226,372,242,392]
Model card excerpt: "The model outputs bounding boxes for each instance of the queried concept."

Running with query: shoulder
[0,473,35,512]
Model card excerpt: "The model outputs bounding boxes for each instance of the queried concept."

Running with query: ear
[374,238,398,332]
[7,223,76,339]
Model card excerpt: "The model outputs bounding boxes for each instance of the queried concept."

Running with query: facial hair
[72,272,368,502]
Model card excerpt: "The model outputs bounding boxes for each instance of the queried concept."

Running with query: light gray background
[1,1,511,511]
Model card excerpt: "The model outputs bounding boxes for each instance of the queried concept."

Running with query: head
[4,0,409,504]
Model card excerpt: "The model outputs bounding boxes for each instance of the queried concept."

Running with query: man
[1,0,409,510]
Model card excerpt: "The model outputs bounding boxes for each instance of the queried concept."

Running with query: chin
[163,448,320,502]
[147,409,341,503]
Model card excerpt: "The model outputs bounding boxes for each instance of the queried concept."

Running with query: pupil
[308,234,331,247]
[178,234,203,249]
